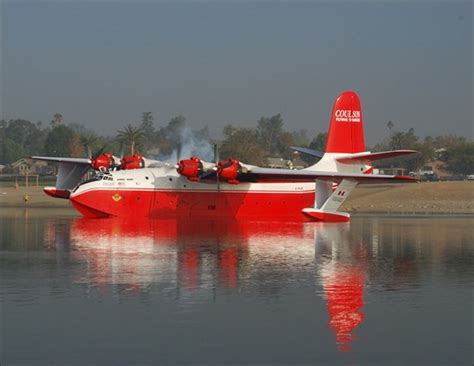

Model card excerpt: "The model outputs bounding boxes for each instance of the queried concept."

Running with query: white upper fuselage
[70,166,317,198]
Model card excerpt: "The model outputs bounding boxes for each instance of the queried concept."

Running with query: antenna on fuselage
[176,142,182,163]
[214,144,220,192]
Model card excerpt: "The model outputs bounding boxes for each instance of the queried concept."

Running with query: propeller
[86,146,93,160]
[118,142,125,160]
[89,147,122,171]
[213,144,219,164]
[92,147,105,160]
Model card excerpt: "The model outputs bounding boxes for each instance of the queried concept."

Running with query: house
[266,157,291,169]
[265,157,307,170]
[8,158,55,175]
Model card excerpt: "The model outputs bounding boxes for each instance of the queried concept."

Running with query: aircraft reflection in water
[314,224,366,352]
[47,217,367,352]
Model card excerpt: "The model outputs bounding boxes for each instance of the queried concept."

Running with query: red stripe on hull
[70,189,316,221]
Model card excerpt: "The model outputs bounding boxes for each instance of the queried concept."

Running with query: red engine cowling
[91,153,115,171]
[176,157,202,181]
[217,159,241,184]
[120,154,144,170]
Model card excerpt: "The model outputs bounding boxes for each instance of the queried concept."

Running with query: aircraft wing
[247,167,417,183]
[31,155,92,191]
[31,156,91,164]
[335,150,417,163]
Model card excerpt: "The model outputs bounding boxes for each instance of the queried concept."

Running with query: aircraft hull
[70,187,316,221]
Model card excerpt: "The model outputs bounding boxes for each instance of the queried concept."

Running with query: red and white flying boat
[33,91,417,222]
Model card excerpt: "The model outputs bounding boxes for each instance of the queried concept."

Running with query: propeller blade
[92,147,105,160]
[213,144,220,163]
[118,142,125,159]
[218,160,233,170]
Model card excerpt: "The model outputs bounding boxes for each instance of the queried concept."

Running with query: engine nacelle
[217,159,241,184]
[120,154,145,170]
[176,157,202,181]
[91,153,115,171]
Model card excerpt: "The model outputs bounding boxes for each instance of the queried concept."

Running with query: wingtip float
[33,91,418,222]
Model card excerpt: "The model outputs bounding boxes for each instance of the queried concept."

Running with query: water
[1,209,473,365]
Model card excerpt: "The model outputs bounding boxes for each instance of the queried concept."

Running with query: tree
[442,140,474,175]
[69,133,84,158]
[44,125,76,157]
[4,119,46,156]
[96,135,122,157]
[387,120,394,131]
[155,115,187,155]
[433,134,466,150]
[51,113,63,128]
[116,125,144,155]
[309,132,328,152]
[164,115,186,144]
[80,133,99,158]
[0,137,25,164]
[223,125,237,138]
[388,128,418,150]
[140,112,154,135]
[277,131,295,159]
[257,113,283,155]
[292,129,310,147]
[220,126,266,165]
[374,127,433,171]
[140,112,155,150]
[193,126,210,141]
[294,132,328,165]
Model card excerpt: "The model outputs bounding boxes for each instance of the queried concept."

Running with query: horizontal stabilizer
[290,147,324,159]
[335,150,417,163]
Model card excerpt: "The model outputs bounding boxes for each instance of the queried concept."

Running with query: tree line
[0,114,472,175]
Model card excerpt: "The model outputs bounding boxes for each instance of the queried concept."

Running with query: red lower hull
[70,189,316,221]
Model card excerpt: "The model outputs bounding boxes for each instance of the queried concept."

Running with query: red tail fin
[325,91,365,154]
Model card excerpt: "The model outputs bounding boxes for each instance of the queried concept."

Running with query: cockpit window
[73,172,113,192]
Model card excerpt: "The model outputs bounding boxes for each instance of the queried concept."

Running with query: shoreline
[1,181,473,216]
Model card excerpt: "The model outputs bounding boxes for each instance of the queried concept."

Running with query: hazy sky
[1,0,472,144]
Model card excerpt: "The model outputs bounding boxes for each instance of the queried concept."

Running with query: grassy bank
[1,181,473,215]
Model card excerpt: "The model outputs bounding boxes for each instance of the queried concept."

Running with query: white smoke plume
[157,126,214,163]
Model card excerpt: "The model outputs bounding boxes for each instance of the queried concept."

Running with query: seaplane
[33,91,417,222]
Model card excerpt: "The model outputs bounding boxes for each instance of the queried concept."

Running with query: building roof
[10,158,48,168]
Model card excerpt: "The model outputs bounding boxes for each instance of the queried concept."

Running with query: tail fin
[325,91,365,154]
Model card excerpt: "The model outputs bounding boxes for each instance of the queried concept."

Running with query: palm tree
[116,125,144,155]
[51,113,63,128]
[80,133,98,158]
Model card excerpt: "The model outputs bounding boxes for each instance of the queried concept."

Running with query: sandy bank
[341,181,474,215]
[0,181,472,215]
[0,186,72,209]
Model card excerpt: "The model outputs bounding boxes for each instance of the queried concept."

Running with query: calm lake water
[0,209,472,365]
